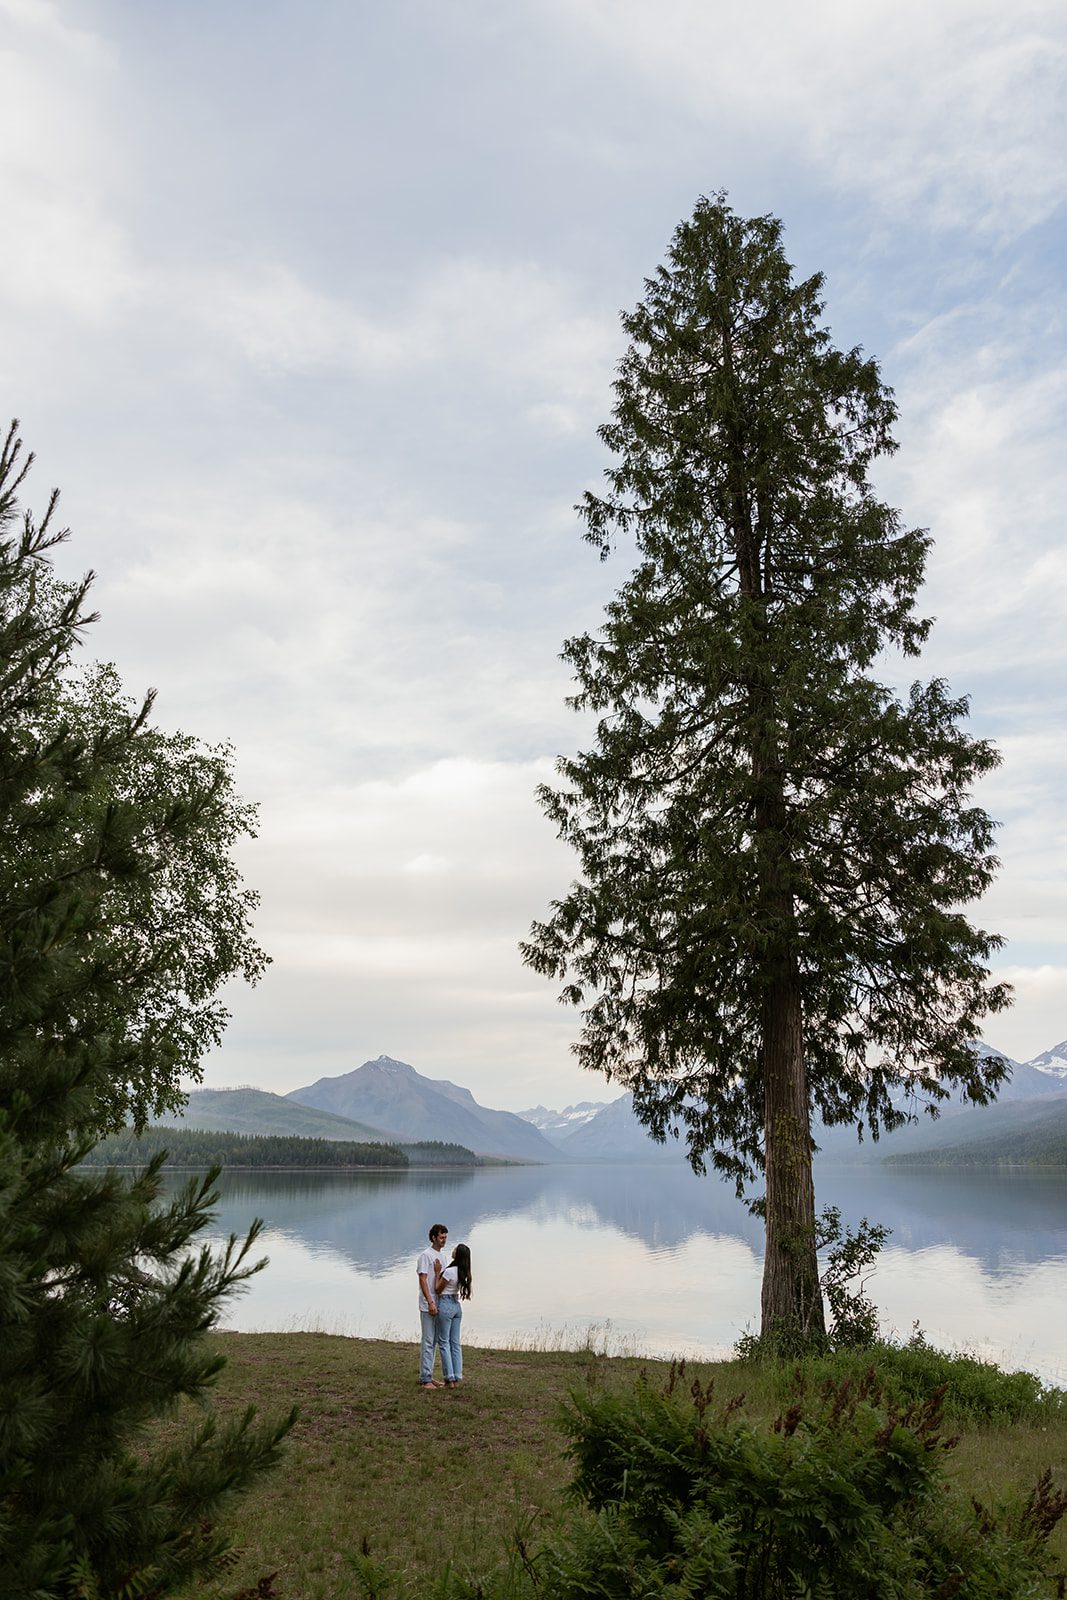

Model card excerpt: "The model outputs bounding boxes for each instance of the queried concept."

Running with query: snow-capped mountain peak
[517,1101,611,1140]
[1027,1040,1067,1082]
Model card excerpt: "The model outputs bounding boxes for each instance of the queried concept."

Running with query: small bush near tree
[735,1205,890,1360]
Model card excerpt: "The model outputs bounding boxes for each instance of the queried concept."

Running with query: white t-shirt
[438,1263,459,1297]
[416,1246,444,1311]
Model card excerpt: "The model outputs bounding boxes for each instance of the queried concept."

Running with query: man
[416,1223,448,1389]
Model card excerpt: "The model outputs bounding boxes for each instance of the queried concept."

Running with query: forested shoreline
[885,1121,1067,1170]
[81,1126,483,1170]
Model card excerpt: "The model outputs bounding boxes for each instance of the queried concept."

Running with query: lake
[188,1161,1067,1385]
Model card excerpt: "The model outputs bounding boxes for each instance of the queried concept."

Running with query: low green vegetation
[80,1127,482,1169]
[182,1333,1066,1600]
[537,1364,1066,1600]
[755,1328,1067,1429]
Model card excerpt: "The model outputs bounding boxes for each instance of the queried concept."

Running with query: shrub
[834,1330,1064,1426]
[753,1330,1067,1429]
[547,1363,1067,1598]
[353,1361,1067,1600]
[736,1207,891,1360]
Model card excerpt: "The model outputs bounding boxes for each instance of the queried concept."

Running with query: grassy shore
[185,1332,1067,1600]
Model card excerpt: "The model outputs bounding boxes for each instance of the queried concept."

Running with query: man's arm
[418,1269,437,1315]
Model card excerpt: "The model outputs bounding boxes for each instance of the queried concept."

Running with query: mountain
[970,1042,1067,1101]
[170,1036,1066,1165]
[516,1102,610,1145]
[554,1039,1066,1164]
[287,1056,561,1162]
[817,1040,1067,1162]
[556,1093,683,1162]
[883,1090,1067,1167]
[1026,1039,1067,1083]
[156,1088,390,1143]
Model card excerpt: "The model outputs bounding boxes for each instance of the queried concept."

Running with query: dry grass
[179,1333,1067,1600]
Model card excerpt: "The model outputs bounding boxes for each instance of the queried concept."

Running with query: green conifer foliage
[0,425,292,1598]
[523,198,1009,1341]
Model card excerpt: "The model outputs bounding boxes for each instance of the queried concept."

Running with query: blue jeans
[437,1295,462,1382]
[419,1308,439,1383]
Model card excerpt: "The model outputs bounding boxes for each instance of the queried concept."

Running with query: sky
[2,0,1065,1112]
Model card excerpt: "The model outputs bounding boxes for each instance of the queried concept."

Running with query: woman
[434,1243,472,1387]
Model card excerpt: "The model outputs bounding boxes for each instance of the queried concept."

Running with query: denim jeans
[436,1294,462,1382]
[419,1308,439,1383]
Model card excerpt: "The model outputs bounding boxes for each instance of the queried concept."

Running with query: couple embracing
[416,1223,472,1390]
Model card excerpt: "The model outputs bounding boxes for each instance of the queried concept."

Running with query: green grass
[765,1337,1067,1427]
[177,1334,1067,1600]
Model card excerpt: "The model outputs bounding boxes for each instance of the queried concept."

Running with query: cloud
[992,968,1067,1059]
[209,756,592,1106]
[191,256,617,432]
[3,0,1062,1107]
[978,732,1067,953]
[0,0,107,62]
[868,282,1067,714]
[88,466,585,800]
[0,1,137,317]
[546,0,1067,236]
[252,756,569,946]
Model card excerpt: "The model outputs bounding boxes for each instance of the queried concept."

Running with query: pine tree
[523,199,1009,1342]
[0,424,292,1597]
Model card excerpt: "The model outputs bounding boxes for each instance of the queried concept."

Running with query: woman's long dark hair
[453,1243,472,1301]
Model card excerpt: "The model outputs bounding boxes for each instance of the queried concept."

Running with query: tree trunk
[745,626,824,1341]
[723,309,824,1343]
[752,742,824,1342]
[760,951,824,1340]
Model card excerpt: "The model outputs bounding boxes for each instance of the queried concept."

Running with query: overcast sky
[3,0,1065,1111]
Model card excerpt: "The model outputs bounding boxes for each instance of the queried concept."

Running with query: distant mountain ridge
[155,1088,388,1144]
[287,1056,560,1162]
[517,1102,609,1141]
[519,1037,1067,1164]
[884,1091,1067,1168]
[167,1038,1066,1167]
[553,1093,677,1161]
[960,1041,1066,1100]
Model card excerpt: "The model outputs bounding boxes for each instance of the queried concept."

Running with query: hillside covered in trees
[884,1116,1067,1170]
[82,1127,482,1170]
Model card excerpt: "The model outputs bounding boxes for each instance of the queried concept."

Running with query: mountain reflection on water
[188,1160,1067,1281]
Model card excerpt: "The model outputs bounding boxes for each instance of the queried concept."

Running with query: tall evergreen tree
[523,199,1009,1341]
[0,425,292,1597]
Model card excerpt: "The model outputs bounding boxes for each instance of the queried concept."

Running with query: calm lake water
[186,1161,1067,1384]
